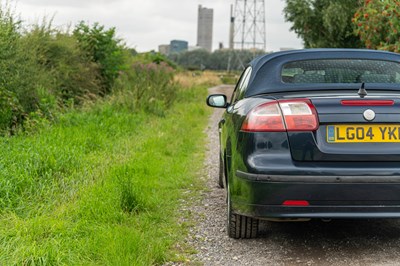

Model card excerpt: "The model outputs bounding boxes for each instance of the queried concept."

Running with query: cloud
[16,0,303,52]
[18,0,122,8]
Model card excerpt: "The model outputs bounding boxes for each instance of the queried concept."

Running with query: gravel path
[182,85,400,266]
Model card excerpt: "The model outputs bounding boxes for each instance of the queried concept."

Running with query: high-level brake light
[241,99,319,132]
[341,100,394,106]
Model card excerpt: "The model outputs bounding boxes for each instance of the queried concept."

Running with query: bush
[0,3,38,132]
[73,22,126,94]
[134,52,178,69]
[23,24,103,104]
[0,9,127,133]
[0,5,179,134]
[0,88,23,134]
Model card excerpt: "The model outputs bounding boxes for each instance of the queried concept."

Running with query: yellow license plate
[327,124,400,143]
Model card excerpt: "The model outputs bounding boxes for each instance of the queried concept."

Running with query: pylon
[230,0,266,51]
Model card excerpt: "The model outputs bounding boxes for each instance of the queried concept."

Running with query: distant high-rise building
[169,40,188,54]
[158,44,170,55]
[197,5,213,52]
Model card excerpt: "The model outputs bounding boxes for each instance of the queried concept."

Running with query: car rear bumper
[237,170,400,183]
[231,170,400,219]
[233,203,400,219]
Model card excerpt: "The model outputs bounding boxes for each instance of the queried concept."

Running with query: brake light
[282,200,310,206]
[341,100,394,106]
[241,99,319,132]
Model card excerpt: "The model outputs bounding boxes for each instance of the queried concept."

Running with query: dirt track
[184,85,400,265]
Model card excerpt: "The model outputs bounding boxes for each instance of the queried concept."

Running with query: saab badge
[363,109,375,121]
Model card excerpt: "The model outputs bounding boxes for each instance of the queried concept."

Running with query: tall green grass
[0,3,213,264]
[0,85,210,264]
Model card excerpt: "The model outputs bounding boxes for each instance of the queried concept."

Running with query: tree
[284,0,363,48]
[169,49,210,70]
[353,0,400,52]
[73,22,125,94]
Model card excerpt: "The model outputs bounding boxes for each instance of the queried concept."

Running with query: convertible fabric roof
[245,49,400,97]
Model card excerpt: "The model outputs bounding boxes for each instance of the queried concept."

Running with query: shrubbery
[22,24,103,105]
[0,5,179,134]
[73,22,125,94]
[353,0,400,52]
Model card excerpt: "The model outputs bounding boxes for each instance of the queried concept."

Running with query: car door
[221,67,253,184]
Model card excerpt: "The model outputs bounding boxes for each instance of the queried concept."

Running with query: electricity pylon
[230,0,266,51]
[228,0,266,71]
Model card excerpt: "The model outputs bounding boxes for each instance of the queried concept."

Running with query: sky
[16,0,304,53]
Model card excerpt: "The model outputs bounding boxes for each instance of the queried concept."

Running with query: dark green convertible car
[207,49,400,239]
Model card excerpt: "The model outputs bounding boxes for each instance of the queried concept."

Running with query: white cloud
[16,0,303,52]
[18,0,121,7]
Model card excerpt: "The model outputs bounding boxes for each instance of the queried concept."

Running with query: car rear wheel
[227,187,259,239]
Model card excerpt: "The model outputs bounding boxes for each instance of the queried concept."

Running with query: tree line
[168,49,265,71]
[169,0,400,71]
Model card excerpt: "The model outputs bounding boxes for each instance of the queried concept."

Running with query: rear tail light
[241,102,285,132]
[241,99,319,132]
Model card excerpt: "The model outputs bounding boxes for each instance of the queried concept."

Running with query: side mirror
[206,94,228,108]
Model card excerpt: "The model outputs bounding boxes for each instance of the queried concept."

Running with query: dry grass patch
[175,71,222,88]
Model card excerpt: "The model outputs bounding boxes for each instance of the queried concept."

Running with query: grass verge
[0,85,210,265]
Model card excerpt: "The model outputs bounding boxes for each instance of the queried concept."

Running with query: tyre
[218,155,225,188]
[227,188,259,239]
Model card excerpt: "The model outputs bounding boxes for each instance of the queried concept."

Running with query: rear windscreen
[282,59,400,84]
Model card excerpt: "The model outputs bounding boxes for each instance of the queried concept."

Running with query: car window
[232,67,252,102]
[281,59,400,84]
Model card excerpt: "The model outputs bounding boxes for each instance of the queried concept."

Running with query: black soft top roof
[245,48,400,97]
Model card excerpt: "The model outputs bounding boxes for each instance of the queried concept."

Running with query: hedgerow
[0,3,178,134]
